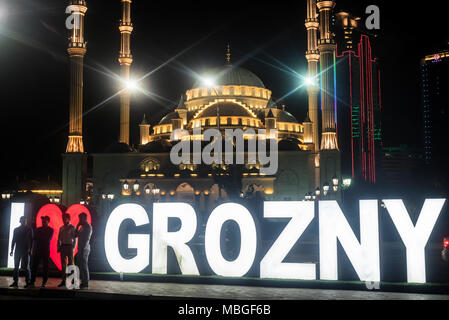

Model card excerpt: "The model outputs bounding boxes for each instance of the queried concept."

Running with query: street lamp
[133,181,140,192]
[342,178,352,189]
[145,186,151,195]
[123,182,129,191]
[315,187,321,197]
[107,194,115,200]
[332,176,339,186]
[323,182,330,197]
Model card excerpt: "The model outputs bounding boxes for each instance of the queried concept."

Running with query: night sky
[0,0,447,189]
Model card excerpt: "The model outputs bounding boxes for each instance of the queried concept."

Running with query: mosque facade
[62,0,342,213]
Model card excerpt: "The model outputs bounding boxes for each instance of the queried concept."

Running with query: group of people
[9,212,92,289]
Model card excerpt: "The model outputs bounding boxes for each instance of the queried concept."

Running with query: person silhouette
[57,213,77,287]
[75,213,92,289]
[29,216,54,288]
[9,216,33,288]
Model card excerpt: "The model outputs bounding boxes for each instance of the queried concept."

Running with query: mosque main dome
[191,65,266,89]
[141,54,311,151]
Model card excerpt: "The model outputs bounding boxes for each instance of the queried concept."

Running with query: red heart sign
[36,204,91,270]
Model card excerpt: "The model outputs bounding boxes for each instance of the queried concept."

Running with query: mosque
[62,0,342,213]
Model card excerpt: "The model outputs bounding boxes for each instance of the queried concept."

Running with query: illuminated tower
[63,0,88,206]
[66,0,87,153]
[335,11,359,51]
[335,9,383,184]
[305,0,320,152]
[317,0,338,150]
[119,0,133,145]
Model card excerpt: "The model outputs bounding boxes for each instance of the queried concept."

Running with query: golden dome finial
[226,43,231,65]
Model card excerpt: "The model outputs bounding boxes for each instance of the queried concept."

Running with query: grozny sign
[7,199,446,284]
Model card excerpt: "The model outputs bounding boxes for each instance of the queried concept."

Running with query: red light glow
[36,204,91,270]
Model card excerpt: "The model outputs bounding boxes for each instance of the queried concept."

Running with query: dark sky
[0,0,448,189]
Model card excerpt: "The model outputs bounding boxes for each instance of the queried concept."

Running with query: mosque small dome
[158,111,181,125]
[140,139,172,153]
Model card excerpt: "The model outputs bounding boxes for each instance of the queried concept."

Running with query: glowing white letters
[8,203,25,268]
[104,204,150,273]
[383,199,446,283]
[205,203,257,277]
[6,199,446,284]
[260,201,316,280]
[319,200,380,282]
[152,203,199,275]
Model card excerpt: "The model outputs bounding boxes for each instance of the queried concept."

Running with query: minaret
[303,113,313,144]
[265,109,277,139]
[139,114,150,145]
[119,0,133,145]
[317,0,339,150]
[305,0,320,152]
[66,0,87,153]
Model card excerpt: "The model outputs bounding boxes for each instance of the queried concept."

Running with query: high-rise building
[335,11,382,185]
[379,145,424,189]
[420,50,449,188]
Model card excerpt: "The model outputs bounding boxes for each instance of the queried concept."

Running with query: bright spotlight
[202,77,216,88]
[124,79,138,91]
[304,76,316,87]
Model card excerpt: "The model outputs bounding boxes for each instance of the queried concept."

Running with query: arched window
[176,182,195,203]
[140,158,161,172]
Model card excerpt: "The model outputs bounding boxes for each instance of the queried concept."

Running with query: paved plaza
[0,276,449,300]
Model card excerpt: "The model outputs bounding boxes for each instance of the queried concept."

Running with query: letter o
[205,203,257,277]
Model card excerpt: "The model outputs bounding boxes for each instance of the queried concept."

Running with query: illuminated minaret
[119,0,133,145]
[317,0,339,150]
[305,0,320,152]
[66,0,87,153]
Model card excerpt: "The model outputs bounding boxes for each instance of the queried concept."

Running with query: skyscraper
[335,12,382,185]
[421,50,449,188]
